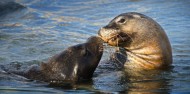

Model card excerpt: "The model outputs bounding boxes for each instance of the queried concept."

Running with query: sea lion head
[41,36,103,83]
[71,36,104,79]
[98,12,172,69]
[98,12,155,47]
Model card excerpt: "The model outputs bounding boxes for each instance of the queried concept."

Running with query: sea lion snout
[86,36,104,54]
[98,24,130,47]
[98,27,118,40]
[87,36,104,44]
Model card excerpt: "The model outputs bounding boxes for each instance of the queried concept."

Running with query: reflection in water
[125,69,171,94]
[0,0,190,93]
[94,58,172,93]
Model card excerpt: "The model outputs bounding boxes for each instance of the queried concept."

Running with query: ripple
[0,0,190,93]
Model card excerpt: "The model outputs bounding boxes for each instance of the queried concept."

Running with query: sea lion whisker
[117,37,119,47]
[117,34,125,41]
[115,51,128,58]
[127,35,134,44]
[122,32,134,43]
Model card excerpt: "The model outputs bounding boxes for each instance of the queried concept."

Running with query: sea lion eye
[117,18,126,24]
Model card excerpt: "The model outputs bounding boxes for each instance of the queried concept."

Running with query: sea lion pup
[6,36,103,84]
[98,12,172,70]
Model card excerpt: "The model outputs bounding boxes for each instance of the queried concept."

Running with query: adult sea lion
[3,36,103,84]
[98,12,172,70]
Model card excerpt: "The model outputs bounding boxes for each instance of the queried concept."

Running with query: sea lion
[3,36,103,84]
[98,12,172,70]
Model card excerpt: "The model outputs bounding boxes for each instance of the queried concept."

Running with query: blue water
[0,0,190,93]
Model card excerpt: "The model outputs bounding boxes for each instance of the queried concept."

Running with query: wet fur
[98,12,172,70]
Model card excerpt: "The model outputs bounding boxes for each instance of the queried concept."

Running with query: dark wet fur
[1,36,103,85]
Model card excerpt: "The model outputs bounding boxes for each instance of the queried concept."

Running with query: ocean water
[0,0,190,93]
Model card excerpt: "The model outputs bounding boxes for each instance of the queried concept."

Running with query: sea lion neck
[123,45,164,70]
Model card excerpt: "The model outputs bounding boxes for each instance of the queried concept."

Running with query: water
[0,0,190,93]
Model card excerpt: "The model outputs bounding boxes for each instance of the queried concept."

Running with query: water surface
[0,0,190,93]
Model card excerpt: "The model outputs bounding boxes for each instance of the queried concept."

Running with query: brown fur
[98,12,172,70]
[7,36,103,84]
